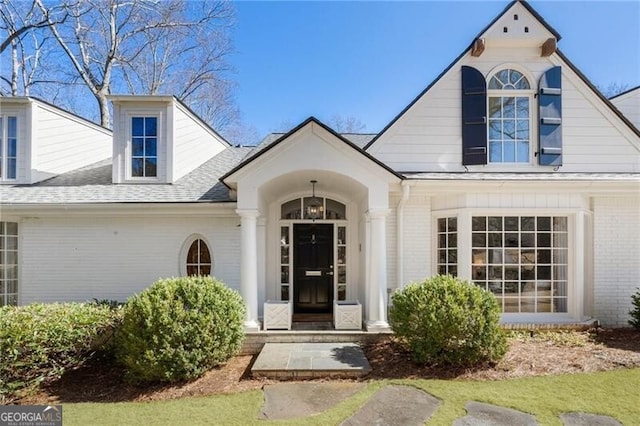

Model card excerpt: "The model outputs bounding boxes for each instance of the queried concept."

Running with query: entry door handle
[326,271,334,276]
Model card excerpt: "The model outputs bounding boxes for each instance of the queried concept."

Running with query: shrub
[116,276,245,383]
[629,288,640,329]
[389,275,507,367]
[0,302,121,403]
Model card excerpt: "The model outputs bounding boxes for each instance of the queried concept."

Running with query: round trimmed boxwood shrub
[389,275,507,367]
[115,276,245,383]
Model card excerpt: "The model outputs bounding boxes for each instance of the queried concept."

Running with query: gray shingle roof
[0,147,253,204]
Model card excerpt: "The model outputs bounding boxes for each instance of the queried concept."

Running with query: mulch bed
[17,327,640,405]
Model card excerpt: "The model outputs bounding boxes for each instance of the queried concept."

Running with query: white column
[366,208,391,331]
[237,209,261,331]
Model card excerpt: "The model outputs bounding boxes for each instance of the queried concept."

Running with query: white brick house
[1,1,638,329]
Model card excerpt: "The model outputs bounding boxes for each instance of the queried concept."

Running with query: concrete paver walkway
[453,402,538,425]
[341,385,440,426]
[256,383,625,425]
[259,382,365,420]
[560,412,623,426]
[251,342,371,378]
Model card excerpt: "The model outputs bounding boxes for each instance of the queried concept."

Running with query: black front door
[294,224,333,313]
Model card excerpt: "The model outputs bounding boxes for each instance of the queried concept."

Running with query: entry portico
[222,118,402,331]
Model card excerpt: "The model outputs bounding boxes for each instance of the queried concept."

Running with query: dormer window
[131,116,158,178]
[0,116,17,180]
[487,69,532,163]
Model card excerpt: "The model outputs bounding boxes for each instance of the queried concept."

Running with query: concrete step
[251,342,372,379]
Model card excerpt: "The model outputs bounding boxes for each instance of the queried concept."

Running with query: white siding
[592,196,640,326]
[369,47,640,173]
[611,88,640,130]
[31,101,111,183]
[19,216,240,304]
[172,103,228,181]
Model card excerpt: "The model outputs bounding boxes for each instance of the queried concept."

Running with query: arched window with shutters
[487,68,533,163]
[184,237,212,276]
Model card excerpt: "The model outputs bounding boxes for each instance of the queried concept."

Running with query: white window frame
[0,115,18,181]
[0,221,19,306]
[432,208,585,322]
[486,65,536,167]
[125,111,162,182]
[180,234,213,276]
[276,194,351,303]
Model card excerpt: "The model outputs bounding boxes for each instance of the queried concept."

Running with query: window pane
[145,117,157,136]
[145,158,157,177]
[553,217,568,232]
[503,141,516,162]
[489,233,502,247]
[199,241,211,263]
[517,141,529,162]
[489,97,502,118]
[132,138,144,156]
[281,266,289,284]
[325,198,345,220]
[516,97,529,117]
[281,285,290,301]
[472,249,486,264]
[502,97,516,118]
[200,264,211,275]
[8,138,16,157]
[132,117,144,136]
[337,246,346,264]
[472,217,486,231]
[537,233,551,247]
[505,233,518,247]
[488,217,502,231]
[132,158,143,176]
[489,248,503,263]
[6,223,17,235]
[448,233,457,248]
[504,216,519,231]
[145,138,157,156]
[537,217,551,231]
[489,141,502,162]
[187,241,199,263]
[472,233,486,247]
[7,159,16,179]
[8,117,17,136]
[521,217,535,231]
[281,199,301,220]
[338,226,346,245]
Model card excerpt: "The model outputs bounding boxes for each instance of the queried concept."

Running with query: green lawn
[64,368,640,425]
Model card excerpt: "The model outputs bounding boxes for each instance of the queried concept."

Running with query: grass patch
[62,369,640,425]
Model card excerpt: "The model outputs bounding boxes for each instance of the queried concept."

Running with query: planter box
[334,300,362,330]
[264,300,292,330]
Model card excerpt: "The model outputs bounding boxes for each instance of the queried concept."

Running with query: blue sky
[230,1,640,138]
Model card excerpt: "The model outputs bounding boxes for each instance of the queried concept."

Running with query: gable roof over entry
[221,116,403,189]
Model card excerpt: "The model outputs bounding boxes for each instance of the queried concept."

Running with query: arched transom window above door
[280,197,346,220]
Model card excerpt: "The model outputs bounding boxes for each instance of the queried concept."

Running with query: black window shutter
[538,66,562,166]
[461,66,487,165]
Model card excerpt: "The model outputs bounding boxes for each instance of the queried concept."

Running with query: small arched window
[186,238,212,276]
[487,68,532,163]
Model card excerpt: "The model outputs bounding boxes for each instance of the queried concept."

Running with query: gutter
[396,182,411,289]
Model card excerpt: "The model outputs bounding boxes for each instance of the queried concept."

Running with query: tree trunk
[96,91,110,128]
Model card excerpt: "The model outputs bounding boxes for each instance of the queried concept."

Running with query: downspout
[396,182,411,289]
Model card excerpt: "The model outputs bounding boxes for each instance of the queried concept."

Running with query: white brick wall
[592,196,640,326]
[402,195,431,285]
[19,215,240,304]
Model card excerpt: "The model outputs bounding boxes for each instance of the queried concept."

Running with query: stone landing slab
[251,342,372,379]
